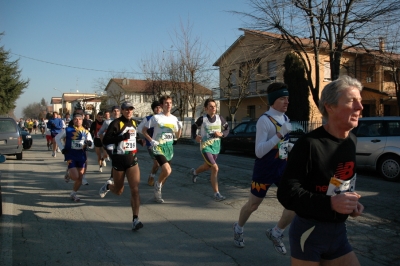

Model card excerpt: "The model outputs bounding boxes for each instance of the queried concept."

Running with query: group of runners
[44,76,364,265]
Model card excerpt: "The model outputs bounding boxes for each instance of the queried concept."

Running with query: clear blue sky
[0,0,253,118]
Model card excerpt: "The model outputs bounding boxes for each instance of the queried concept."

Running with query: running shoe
[153,182,164,203]
[70,192,80,202]
[187,168,198,183]
[82,175,89,185]
[47,145,50,151]
[132,218,143,231]
[52,151,56,157]
[106,156,111,162]
[233,222,244,248]
[147,175,154,186]
[102,159,106,167]
[57,148,61,153]
[214,193,226,202]
[99,179,113,198]
[266,228,287,255]
[64,172,70,183]
[99,166,103,172]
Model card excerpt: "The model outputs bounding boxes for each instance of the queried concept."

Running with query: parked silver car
[0,117,23,160]
[352,116,400,181]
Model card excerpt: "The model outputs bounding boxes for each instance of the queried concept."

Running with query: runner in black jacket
[277,75,364,265]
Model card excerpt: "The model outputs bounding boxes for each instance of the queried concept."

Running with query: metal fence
[180,119,322,138]
[292,120,323,133]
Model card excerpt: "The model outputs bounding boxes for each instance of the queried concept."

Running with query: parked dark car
[20,128,32,150]
[220,120,257,154]
[220,120,306,155]
[0,117,23,160]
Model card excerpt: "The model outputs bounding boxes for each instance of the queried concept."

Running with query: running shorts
[112,154,138,171]
[250,180,280,198]
[201,152,218,166]
[46,135,52,141]
[94,138,103,148]
[289,215,353,261]
[67,160,86,169]
[154,154,169,166]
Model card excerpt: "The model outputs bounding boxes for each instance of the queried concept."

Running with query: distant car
[220,120,306,155]
[0,117,23,160]
[20,129,32,150]
[352,116,400,182]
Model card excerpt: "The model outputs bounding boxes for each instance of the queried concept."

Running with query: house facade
[50,93,98,117]
[213,29,398,123]
[104,78,213,119]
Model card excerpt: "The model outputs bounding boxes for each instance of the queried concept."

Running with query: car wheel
[378,154,400,182]
[16,152,23,160]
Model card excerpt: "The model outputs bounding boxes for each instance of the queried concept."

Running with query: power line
[10,52,140,74]
[10,52,219,74]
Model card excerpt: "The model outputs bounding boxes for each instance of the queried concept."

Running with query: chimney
[122,78,129,85]
[379,37,385,52]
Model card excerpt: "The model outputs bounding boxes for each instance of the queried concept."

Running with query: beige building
[50,93,97,117]
[213,29,399,123]
[104,78,212,118]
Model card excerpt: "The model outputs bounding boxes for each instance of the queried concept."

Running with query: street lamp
[53,88,64,117]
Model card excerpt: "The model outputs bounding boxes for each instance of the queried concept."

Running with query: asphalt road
[0,134,399,266]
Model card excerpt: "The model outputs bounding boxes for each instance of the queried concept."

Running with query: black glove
[85,140,93,147]
[61,149,69,154]
[122,132,131,140]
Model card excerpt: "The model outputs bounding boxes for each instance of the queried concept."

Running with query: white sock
[272,226,284,237]
[235,223,243,233]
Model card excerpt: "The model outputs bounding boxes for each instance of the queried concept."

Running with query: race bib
[71,140,85,150]
[326,174,357,196]
[162,132,174,142]
[125,139,136,151]
[278,140,289,159]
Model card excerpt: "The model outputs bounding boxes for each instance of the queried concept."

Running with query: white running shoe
[132,218,143,231]
[214,192,226,202]
[52,151,56,157]
[102,160,106,167]
[99,179,113,198]
[233,222,244,248]
[70,192,80,202]
[99,166,103,172]
[106,156,111,162]
[187,168,198,183]
[82,175,89,185]
[57,148,61,153]
[153,182,164,203]
[266,228,287,255]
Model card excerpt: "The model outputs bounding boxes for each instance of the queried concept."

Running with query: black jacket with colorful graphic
[277,126,357,223]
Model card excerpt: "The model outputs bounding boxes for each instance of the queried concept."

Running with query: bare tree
[367,26,400,115]
[213,33,281,124]
[171,19,213,121]
[22,102,42,119]
[234,0,400,107]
